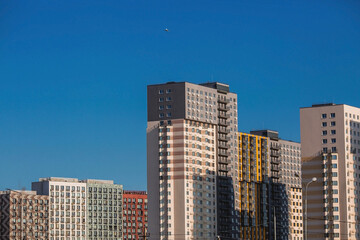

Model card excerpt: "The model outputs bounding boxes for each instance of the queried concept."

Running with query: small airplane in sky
[164,28,169,32]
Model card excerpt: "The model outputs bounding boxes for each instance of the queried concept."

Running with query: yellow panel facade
[238,132,270,240]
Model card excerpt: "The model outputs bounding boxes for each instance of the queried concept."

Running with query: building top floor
[148,81,234,94]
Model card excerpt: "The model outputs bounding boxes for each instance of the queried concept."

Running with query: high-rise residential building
[300,103,360,239]
[123,191,148,240]
[32,177,87,240]
[147,82,238,240]
[83,179,123,240]
[237,132,270,240]
[0,190,49,240]
[251,130,302,240]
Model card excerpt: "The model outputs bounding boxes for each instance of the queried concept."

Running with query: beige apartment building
[0,190,49,240]
[301,103,360,239]
[147,82,238,240]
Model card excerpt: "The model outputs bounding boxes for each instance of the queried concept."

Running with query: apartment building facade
[32,177,124,240]
[300,103,360,239]
[123,191,148,240]
[237,132,270,240]
[32,178,87,240]
[251,130,303,240]
[84,179,123,240]
[147,82,238,240]
[0,190,49,240]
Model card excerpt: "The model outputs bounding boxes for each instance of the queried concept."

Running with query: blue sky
[0,0,359,191]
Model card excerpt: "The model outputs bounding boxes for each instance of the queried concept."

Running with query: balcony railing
[218,112,230,119]
[218,121,230,127]
[218,98,230,104]
[218,105,230,111]
[218,128,230,134]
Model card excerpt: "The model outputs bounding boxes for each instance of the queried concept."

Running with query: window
[322,130,327,136]
[322,122,327,127]
[159,98,164,102]
[167,113,172,117]
[166,105,172,109]
[331,130,336,135]
[159,113,164,118]
[166,89,172,93]
[331,113,336,118]
[332,147,337,152]
[331,121,336,126]
[166,97,172,101]
[331,138,336,143]
[159,105,164,110]
[322,114,327,119]
[322,139,328,144]
[158,90,164,94]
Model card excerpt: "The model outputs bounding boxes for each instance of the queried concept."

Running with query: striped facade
[147,82,238,240]
[300,104,360,239]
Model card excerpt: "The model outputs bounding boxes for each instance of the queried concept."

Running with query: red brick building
[123,191,148,240]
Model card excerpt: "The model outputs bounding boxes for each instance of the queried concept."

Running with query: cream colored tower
[147,82,238,240]
[301,103,360,239]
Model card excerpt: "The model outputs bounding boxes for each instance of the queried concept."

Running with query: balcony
[270,152,280,157]
[271,158,280,164]
[218,128,230,134]
[219,166,228,172]
[218,98,230,104]
[271,145,281,150]
[218,112,230,119]
[218,121,230,127]
[219,151,230,157]
[218,135,230,141]
[271,165,280,172]
[218,158,229,164]
[218,142,229,149]
[218,105,230,111]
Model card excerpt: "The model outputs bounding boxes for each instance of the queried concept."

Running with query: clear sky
[1,0,359,191]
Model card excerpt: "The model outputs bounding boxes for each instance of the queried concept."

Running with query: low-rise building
[32,177,87,240]
[123,191,148,240]
[84,179,123,240]
[0,190,49,240]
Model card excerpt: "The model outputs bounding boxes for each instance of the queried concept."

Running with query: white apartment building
[32,177,87,240]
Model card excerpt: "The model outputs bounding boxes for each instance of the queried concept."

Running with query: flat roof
[300,103,343,109]
[147,81,236,94]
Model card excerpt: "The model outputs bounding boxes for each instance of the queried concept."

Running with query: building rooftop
[148,81,234,94]
[124,190,147,195]
[0,190,37,195]
[39,177,80,183]
[38,177,118,185]
[81,179,115,184]
[300,103,341,109]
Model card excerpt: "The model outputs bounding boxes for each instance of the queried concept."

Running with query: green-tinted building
[84,179,123,240]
